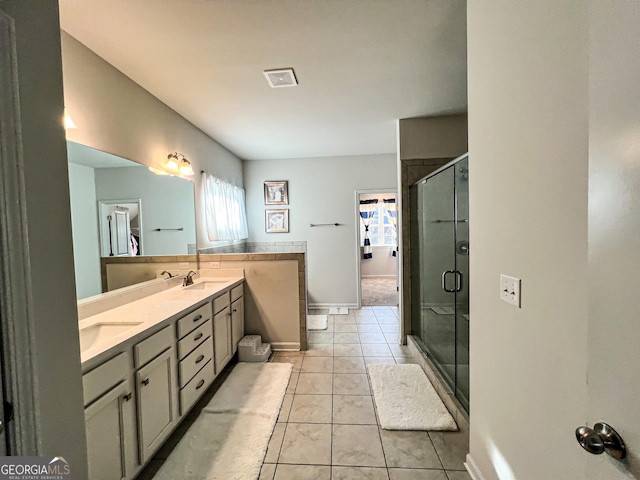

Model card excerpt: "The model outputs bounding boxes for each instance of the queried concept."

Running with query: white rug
[154,362,292,480]
[368,364,457,431]
[307,314,328,330]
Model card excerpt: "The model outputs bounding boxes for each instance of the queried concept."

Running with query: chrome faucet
[161,271,174,279]
[183,270,198,286]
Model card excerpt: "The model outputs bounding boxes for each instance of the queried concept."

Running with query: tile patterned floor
[263,306,471,480]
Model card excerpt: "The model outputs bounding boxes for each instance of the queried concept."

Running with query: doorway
[98,199,142,257]
[356,190,398,307]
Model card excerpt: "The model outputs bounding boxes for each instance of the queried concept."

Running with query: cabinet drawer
[180,360,214,415]
[83,352,128,406]
[231,283,244,303]
[179,336,213,388]
[134,325,173,369]
[177,303,212,338]
[178,319,212,360]
[212,293,230,315]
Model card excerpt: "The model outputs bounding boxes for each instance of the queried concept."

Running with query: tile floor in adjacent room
[263,306,471,480]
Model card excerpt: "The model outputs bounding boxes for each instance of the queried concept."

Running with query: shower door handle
[454,271,463,292]
[441,270,456,293]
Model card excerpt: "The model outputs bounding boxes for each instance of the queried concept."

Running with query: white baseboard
[308,303,359,309]
[271,342,300,351]
[465,453,487,480]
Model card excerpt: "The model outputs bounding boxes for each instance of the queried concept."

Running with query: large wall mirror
[67,141,197,300]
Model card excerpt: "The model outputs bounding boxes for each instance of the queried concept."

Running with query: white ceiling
[59,0,467,161]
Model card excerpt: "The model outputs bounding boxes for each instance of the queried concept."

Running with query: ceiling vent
[263,68,298,88]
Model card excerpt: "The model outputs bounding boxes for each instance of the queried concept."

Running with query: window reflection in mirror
[67,141,197,300]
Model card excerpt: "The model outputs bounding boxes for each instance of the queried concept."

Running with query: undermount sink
[79,321,143,352]
[183,280,229,290]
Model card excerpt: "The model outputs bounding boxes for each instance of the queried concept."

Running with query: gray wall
[398,114,468,160]
[468,2,589,479]
[244,154,396,306]
[94,166,196,255]
[60,32,244,250]
[360,246,396,277]
[68,163,102,298]
[0,0,87,474]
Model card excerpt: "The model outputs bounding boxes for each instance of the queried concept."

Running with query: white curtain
[203,172,248,241]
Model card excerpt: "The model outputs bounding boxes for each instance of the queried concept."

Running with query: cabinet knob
[233,308,237,313]
[141,378,150,387]
[193,315,203,323]
[196,379,205,390]
[195,354,205,364]
[194,332,203,341]
[123,392,132,402]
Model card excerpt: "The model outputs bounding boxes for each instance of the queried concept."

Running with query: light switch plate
[500,274,521,308]
[179,262,189,269]
[209,262,220,269]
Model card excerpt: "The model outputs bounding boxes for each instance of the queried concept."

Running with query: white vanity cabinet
[213,304,231,373]
[83,353,137,480]
[212,285,245,371]
[230,284,244,355]
[81,279,245,479]
[176,301,214,415]
[135,346,178,463]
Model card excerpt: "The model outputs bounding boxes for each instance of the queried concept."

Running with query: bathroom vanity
[79,276,244,480]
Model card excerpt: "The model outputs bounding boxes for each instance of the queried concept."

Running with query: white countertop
[79,276,244,365]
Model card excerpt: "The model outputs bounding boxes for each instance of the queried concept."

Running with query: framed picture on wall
[264,181,288,205]
[265,209,289,233]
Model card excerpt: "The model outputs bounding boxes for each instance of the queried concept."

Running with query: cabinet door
[85,381,132,480]
[214,306,231,373]
[231,298,244,355]
[136,347,178,463]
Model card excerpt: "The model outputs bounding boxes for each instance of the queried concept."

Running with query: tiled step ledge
[406,335,469,433]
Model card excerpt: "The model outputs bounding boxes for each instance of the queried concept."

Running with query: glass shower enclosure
[410,154,469,412]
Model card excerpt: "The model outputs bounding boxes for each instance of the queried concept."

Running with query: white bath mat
[154,362,292,480]
[308,314,328,330]
[368,364,457,431]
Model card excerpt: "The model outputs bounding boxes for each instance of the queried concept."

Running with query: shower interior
[409,154,469,413]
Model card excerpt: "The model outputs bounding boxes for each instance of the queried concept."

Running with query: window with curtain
[359,202,395,247]
[202,171,248,241]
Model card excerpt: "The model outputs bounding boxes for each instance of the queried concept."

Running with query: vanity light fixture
[63,108,77,129]
[165,152,194,176]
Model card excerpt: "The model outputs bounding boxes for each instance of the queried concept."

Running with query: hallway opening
[357,191,398,307]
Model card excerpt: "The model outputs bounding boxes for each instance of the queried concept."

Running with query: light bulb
[165,154,179,171]
[179,158,194,176]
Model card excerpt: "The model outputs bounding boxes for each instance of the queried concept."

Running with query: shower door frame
[409,152,470,411]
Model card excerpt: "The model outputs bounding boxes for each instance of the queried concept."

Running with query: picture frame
[264,180,289,205]
[265,209,289,233]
